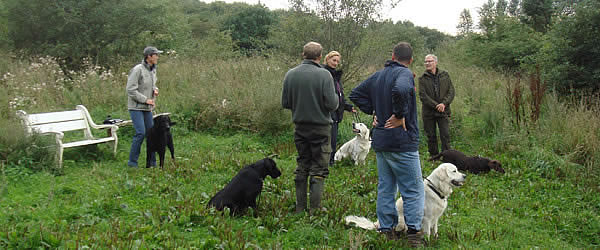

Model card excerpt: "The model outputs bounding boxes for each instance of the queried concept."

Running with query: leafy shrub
[458,16,542,70]
[222,5,275,54]
[3,0,188,70]
[535,0,600,94]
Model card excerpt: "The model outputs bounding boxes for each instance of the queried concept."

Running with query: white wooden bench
[17,105,119,168]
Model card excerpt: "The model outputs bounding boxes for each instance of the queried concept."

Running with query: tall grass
[157,56,293,134]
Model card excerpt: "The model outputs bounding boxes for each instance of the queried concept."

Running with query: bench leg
[57,146,64,168]
[113,139,118,156]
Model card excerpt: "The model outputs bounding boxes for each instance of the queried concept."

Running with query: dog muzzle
[451,179,465,186]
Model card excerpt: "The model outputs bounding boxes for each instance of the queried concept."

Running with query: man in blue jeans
[350,42,425,247]
[126,46,163,168]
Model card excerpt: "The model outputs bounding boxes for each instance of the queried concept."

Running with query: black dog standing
[208,158,282,215]
[146,115,175,168]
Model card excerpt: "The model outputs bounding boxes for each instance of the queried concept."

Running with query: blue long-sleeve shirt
[349,60,419,152]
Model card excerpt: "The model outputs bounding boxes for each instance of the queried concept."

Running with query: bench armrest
[76,105,119,132]
[37,130,65,145]
[36,130,63,137]
[92,124,119,130]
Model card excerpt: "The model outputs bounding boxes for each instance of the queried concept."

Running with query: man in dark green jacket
[418,54,455,158]
[282,41,339,213]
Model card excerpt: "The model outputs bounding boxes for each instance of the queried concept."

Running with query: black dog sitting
[146,115,175,168]
[430,149,505,174]
[208,157,281,215]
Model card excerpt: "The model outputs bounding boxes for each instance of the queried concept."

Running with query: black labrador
[146,115,175,168]
[208,157,281,215]
[430,149,505,174]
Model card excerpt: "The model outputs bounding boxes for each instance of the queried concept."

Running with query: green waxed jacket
[418,69,455,119]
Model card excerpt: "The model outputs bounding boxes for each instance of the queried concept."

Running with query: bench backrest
[19,109,93,138]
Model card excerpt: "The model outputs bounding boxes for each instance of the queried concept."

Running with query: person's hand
[436,103,445,112]
[372,115,378,127]
[146,99,155,106]
[351,107,357,113]
[153,88,159,97]
[384,114,406,131]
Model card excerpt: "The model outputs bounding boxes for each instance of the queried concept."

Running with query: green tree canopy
[280,0,404,81]
[520,0,553,33]
[4,0,187,70]
[222,5,275,54]
[508,0,521,16]
[537,0,600,93]
[469,16,542,69]
[478,0,497,34]
[457,9,474,36]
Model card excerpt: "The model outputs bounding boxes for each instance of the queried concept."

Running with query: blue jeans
[128,110,155,167]
[376,151,424,231]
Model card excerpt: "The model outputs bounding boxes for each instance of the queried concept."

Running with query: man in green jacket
[418,54,455,159]
[282,42,339,213]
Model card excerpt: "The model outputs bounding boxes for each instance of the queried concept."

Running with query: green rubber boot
[295,175,308,213]
[309,176,325,213]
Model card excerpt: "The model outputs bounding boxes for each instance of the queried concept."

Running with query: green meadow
[1,48,598,248]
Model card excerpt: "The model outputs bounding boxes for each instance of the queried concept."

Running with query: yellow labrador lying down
[345,163,466,237]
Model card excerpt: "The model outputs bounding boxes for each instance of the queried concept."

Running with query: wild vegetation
[0,0,599,248]
[456,0,600,96]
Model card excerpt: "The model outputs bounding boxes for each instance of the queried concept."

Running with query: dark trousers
[423,116,450,156]
[329,121,339,165]
[294,123,331,179]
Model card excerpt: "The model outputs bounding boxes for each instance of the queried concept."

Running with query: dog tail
[344,215,378,230]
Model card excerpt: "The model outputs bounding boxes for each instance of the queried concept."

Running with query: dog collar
[425,177,445,200]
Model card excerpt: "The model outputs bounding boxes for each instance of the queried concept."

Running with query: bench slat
[26,110,85,125]
[63,137,116,148]
[30,120,89,133]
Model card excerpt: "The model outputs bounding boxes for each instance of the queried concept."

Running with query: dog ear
[443,163,455,177]
[362,125,368,138]
[163,116,175,126]
[266,158,281,178]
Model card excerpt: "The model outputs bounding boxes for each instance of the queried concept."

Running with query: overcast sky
[202,0,487,35]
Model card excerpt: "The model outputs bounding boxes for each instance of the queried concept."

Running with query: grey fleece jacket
[126,60,158,111]
[281,59,339,125]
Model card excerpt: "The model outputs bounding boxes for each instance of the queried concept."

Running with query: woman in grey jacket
[126,46,162,167]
